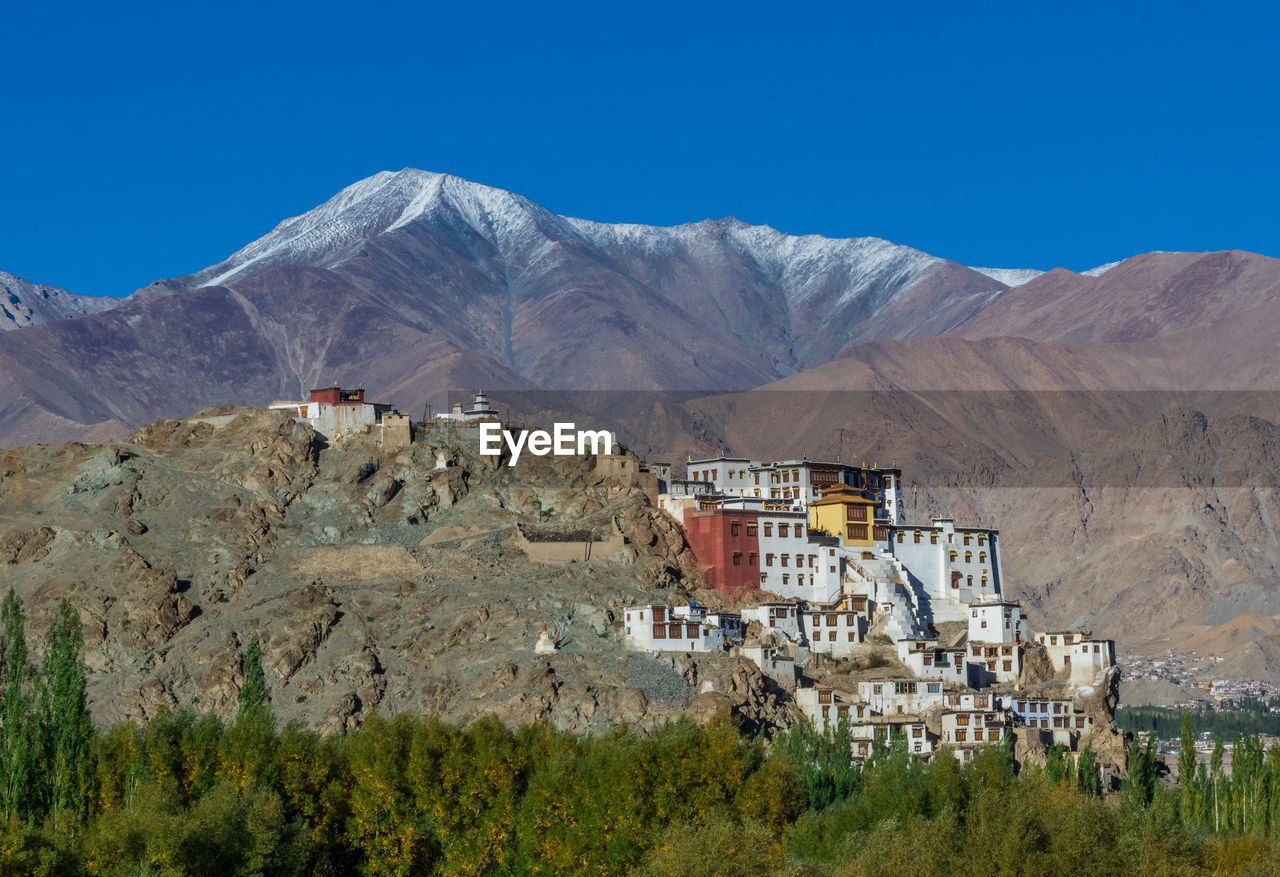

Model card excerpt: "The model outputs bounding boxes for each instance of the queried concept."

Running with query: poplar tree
[238,636,270,721]
[1179,710,1197,820]
[38,599,93,827]
[0,588,38,821]
[1077,744,1102,797]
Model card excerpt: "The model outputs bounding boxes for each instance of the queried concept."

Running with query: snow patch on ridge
[972,267,1045,288]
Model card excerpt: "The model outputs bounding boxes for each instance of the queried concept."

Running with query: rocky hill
[0,409,795,733]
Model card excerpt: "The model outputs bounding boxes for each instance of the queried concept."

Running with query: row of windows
[650,623,703,639]
[727,521,805,539]
[760,573,810,585]
[896,531,990,545]
[734,552,820,568]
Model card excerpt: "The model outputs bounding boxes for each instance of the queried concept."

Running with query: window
[754,473,760,484]
[957,715,969,726]
[765,554,774,566]
[781,575,789,584]
[847,632,855,641]
[828,630,837,641]
[711,469,717,480]
[826,614,838,626]
[964,551,972,562]
[818,689,832,704]
[930,533,938,544]
[927,683,940,693]
[669,623,682,638]
[967,575,973,586]
[732,552,741,566]
[780,555,789,567]
[686,623,698,638]
[913,531,922,543]
[978,535,985,546]
[963,535,971,545]
[897,532,904,543]
[847,505,868,522]
[654,608,666,622]
[955,730,967,742]
[873,684,882,694]
[979,552,987,562]
[749,553,758,566]
[792,469,799,481]
[949,550,958,562]
[779,523,790,537]
[764,523,772,537]
[812,614,822,627]
[1003,660,1012,671]
[796,525,804,538]
[847,524,868,540]
[730,521,739,536]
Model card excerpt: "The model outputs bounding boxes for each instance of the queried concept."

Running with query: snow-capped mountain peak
[196,169,560,288]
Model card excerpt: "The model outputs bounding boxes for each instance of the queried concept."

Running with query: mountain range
[5,168,1280,689]
[0,168,1141,446]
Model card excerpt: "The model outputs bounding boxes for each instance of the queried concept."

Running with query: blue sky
[2,0,1276,296]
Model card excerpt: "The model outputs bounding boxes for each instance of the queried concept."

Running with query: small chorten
[535,624,558,655]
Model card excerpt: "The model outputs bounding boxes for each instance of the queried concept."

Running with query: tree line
[1116,699,1280,739]
[3,587,1280,875]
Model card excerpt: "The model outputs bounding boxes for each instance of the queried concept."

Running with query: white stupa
[535,624,558,655]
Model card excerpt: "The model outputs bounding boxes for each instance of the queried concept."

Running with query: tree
[1179,710,1197,819]
[1045,743,1071,785]
[238,635,270,721]
[38,598,94,827]
[1076,744,1102,797]
[0,588,38,822]
[1125,735,1157,810]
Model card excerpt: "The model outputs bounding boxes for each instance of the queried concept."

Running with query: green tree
[1124,735,1159,811]
[1179,710,1197,819]
[38,598,94,828]
[1076,745,1102,797]
[1045,743,1071,786]
[238,635,270,721]
[0,588,38,822]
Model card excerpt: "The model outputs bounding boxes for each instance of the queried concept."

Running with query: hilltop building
[434,390,501,425]
[269,386,398,442]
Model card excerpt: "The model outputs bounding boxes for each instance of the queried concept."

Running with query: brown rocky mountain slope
[0,409,799,733]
